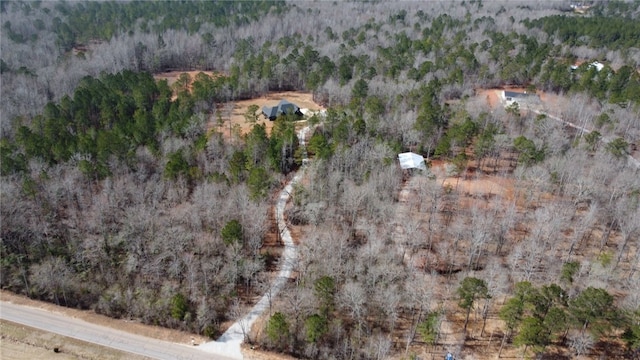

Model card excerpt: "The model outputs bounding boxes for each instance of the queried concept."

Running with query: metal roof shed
[398,152,427,170]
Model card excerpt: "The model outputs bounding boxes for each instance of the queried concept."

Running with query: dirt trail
[0,121,314,359]
[199,125,311,359]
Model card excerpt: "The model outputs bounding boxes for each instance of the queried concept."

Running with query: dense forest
[1,1,639,359]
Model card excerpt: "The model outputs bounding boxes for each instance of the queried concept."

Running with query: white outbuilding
[398,152,427,170]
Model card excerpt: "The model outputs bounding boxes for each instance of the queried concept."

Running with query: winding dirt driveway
[0,125,312,360]
[199,125,311,359]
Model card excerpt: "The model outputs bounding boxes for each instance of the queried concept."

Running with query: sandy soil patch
[475,88,501,109]
[475,86,551,110]
[441,173,511,200]
[212,91,324,138]
[428,159,516,201]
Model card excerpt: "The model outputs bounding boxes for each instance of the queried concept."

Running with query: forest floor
[4,79,629,359]
[389,165,625,360]
[384,88,632,359]
[0,74,325,360]
[392,169,511,360]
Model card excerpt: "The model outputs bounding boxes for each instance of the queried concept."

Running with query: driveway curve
[0,126,313,360]
[199,125,311,359]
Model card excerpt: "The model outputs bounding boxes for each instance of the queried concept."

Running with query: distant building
[570,61,604,72]
[398,152,427,171]
[570,3,592,12]
[262,99,303,121]
[500,90,540,108]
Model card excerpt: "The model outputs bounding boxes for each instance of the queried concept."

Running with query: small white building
[500,90,540,108]
[570,61,604,72]
[398,152,427,171]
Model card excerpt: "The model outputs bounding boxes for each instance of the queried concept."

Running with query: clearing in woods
[152,71,325,138]
[209,91,324,138]
[11,77,624,359]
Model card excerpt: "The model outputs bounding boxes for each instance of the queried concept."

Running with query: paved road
[0,125,313,360]
[0,301,233,360]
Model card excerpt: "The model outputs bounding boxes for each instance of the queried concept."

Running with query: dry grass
[0,291,209,346]
[0,320,148,360]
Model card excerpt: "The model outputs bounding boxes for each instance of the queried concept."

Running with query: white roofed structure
[398,152,427,170]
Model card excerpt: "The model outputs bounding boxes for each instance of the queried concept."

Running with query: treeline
[0,69,304,336]
[1,68,306,176]
[1,1,639,358]
[3,1,640,129]
[9,72,167,175]
[524,10,640,50]
[261,82,639,358]
[1,0,286,51]
[540,60,640,104]
[498,280,639,356]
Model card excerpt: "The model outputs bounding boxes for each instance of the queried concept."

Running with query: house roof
[504,91,533,98]
[398,152,426,170]
[277,99,298,114]
[590,61,604,71]
[262,99,300,119]
[570,61,604,72]
[262,105,278,119]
